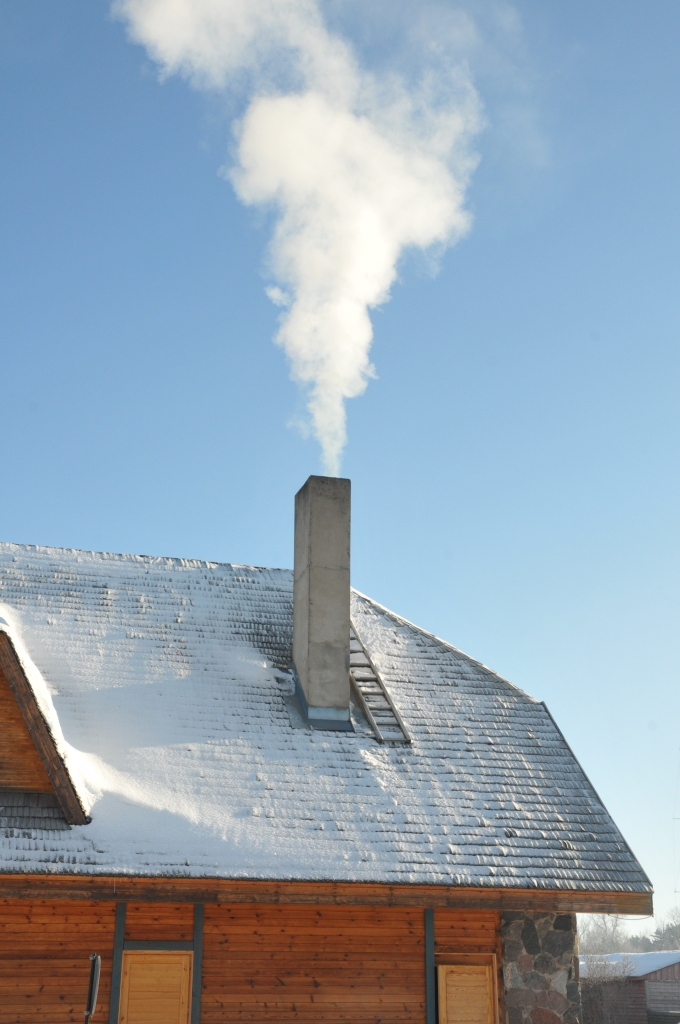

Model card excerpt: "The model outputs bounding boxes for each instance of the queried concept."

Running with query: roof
[580,952,680,979]
[0,541,652,894]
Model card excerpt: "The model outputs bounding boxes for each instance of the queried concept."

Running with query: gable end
[0,662,53,791]
[0,634,88,825]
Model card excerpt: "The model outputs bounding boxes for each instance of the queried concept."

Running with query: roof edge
[0,539,291,576]
[540,700,653,893]
[351,588,537,702]
[0,875,653,914]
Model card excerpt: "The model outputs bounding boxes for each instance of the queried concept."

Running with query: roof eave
[0,874,653,914]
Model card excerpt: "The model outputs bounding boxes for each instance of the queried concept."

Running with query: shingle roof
[0,541,651,893]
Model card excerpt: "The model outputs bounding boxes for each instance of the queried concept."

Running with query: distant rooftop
[580,952,680,978]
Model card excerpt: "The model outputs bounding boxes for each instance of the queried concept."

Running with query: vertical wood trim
[109,901,126,1024]
[425,907,436,1024]
[191,903,203,1024]
[495,914,505,1024]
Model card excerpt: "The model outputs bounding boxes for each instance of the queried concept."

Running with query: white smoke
[115,0,482,474]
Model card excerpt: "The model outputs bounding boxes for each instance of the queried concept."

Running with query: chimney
[293,475,352,731]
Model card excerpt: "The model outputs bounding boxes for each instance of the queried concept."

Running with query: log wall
[0,897,504,1023]
[0,668,53,791]
[124,902,194,942]
[0,899,116,1023]
[202,904,426,1023]
[434,908,499,953]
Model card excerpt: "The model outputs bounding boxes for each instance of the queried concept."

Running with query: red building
[581,952,680,1024]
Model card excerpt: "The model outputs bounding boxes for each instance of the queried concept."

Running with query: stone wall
[501,911,582,1024]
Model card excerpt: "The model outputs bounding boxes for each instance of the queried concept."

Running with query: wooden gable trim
[0,632,88,825]
[0,874,653,914]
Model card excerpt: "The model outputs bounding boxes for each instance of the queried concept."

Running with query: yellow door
[438,964,496,1024]
[119,951,192,1024]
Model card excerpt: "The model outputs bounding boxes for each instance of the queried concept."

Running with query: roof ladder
[350,623,411,744]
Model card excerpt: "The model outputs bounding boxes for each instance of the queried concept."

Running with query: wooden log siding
[0,662,53,791]
[0,899,116,1023]
[434,909,499,953]
[202,904,426,1023]
[0,899,513,1024]
[124,903,195,942]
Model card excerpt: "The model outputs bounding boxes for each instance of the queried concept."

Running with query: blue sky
[1,1,678,923]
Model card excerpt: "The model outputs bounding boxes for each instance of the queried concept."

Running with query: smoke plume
[115,0,481,474]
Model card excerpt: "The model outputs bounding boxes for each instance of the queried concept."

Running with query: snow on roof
[580,952,680,978]
[0,541,651,891]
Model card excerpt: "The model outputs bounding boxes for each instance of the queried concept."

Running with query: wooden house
[0,476,651,1024]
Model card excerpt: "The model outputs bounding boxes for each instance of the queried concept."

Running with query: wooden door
[437,964,496,1024]
[119,951,192,1024]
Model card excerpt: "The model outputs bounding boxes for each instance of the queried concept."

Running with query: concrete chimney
[293,475,351,730]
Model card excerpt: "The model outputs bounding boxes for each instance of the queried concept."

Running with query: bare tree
[577,910,680,955]
[628,907,680,951]
[578,916,632,954]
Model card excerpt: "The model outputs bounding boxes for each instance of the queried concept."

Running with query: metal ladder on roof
[350,624,411,744]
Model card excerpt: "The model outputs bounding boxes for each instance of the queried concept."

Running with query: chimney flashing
[292,668,353,731]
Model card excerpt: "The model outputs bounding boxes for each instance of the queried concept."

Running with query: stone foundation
[501,912,582,1024]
